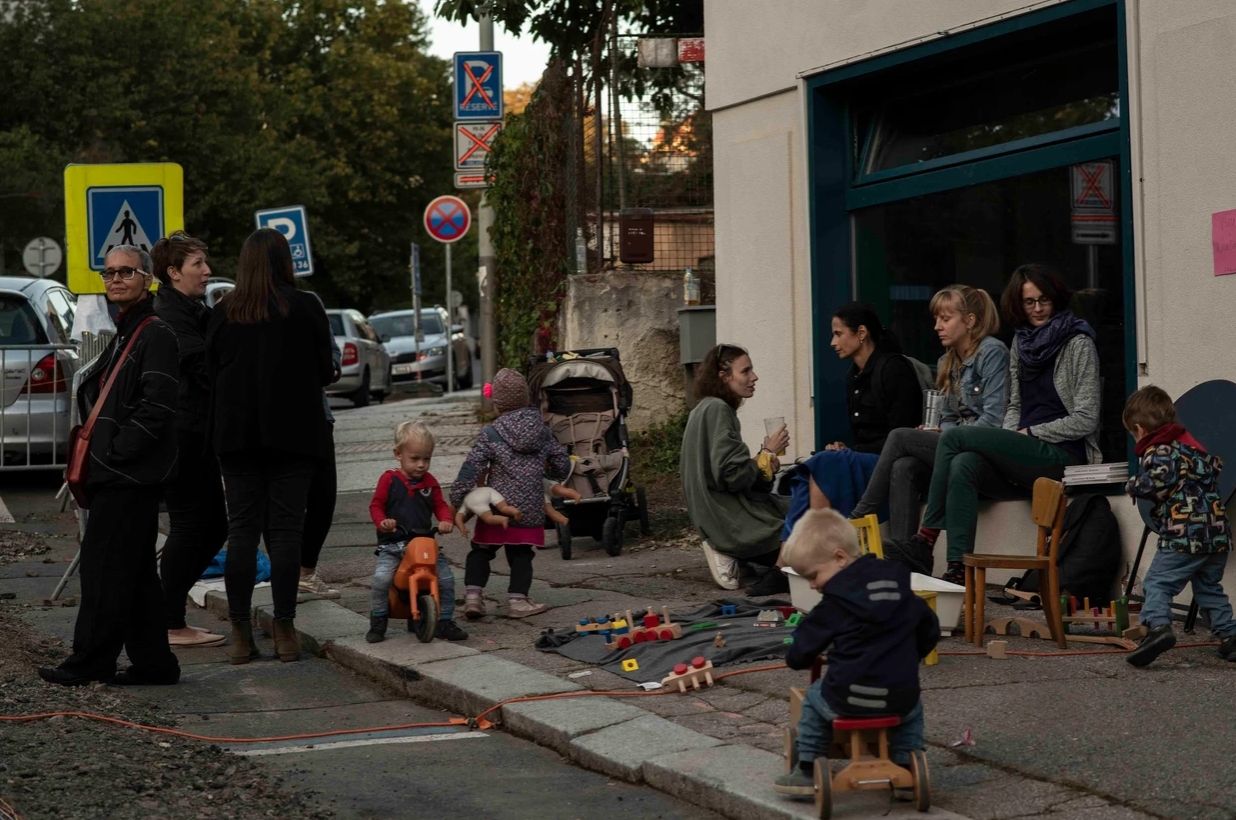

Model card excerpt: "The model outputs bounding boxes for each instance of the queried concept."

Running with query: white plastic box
[782,568,964,636]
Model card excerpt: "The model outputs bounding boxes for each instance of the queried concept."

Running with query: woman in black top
[770,304,921,594]
[39,245,181,686]
[152,231,229,648]
[207,228,334,664]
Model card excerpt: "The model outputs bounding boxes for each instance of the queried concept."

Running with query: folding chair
[1123,379,1236,631]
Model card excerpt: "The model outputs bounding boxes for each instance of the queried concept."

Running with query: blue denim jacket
[938,335,1009,430]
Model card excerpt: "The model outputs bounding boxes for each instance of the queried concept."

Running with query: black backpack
[1009,494,1122,605]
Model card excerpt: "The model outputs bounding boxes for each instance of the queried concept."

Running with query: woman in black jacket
[39,246,181,687]
[152,232,229,648]
[207,228,333,664]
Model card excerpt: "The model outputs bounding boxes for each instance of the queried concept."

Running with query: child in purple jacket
[450,368,571,619]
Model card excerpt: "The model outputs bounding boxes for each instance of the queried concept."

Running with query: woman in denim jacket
[849,285,1008,544]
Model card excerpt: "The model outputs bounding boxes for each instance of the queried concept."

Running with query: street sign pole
[445,242,453,393]
[477,16,498,409]
[410,242,421,370]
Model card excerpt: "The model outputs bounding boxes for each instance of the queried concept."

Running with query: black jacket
[786,554,939,717]
[846,349,921,453]
[153,285,211,436]
[206,285,334,461]
[77,294,180,489]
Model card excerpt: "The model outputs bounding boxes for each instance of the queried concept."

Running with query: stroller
[528,348,650,559]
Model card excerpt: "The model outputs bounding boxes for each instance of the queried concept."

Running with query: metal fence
[569,34,714,293]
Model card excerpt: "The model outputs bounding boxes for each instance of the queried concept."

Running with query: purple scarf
[1014,311,1095,378]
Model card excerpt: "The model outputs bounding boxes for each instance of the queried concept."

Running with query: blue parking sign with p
[87,186,164,269]
[255,205,313,276]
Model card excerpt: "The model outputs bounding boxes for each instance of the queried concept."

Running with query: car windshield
[328,314,345,336]
[0,297,47,345]
[370,312,444,339]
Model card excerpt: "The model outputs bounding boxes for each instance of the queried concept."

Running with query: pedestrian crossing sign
[64,163,184,294]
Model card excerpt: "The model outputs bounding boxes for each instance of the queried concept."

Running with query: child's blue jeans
[1141,549,1235,636]
[370,545,455,621]
[797,683,925,767]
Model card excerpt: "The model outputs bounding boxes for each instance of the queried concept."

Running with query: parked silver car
[368,307,472,390]
[326,309,392,407]
[0,277,79,469]
[204,276,235,308]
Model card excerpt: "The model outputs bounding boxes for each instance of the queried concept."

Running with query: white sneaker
[506,598,549,618]
[701,541,740,590]
[297,571,341,599]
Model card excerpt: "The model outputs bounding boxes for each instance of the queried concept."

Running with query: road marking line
[0,495,13,524]
[227,730,488,757]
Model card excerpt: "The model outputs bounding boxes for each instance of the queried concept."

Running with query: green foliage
[629,410,687,479]
[0,0,470,314]
[484,60,573,369]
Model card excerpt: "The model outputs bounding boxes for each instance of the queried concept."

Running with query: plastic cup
[922,390,945,431]
[763,416,787,456]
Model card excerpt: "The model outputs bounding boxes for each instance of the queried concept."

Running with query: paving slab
[326,634,478,694]
[501,696,649,755]
[568,713,724,781]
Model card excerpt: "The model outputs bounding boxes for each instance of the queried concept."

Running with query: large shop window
[807,0,1130,461]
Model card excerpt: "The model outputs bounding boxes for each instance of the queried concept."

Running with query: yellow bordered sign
[64,163,184,294]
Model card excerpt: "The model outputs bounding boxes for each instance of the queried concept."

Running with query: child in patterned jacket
[450,368,572,619]
[1123,385,1235,667]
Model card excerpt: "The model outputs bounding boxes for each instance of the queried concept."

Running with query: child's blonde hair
[781,509,860,572]
[394,420,435,451]
[930,285,1000,393]
[1122,385,1176,434]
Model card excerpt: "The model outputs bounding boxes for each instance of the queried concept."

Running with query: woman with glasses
[884,264,1101,584]
[152,232,229,649]
[680,344,790,591]
[39,246,181,686]
[207,229,334,664]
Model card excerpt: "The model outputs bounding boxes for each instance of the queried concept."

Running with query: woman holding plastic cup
[883,265,1100,585]
[848,285,1008,546]
[680,344,790,592]
[771,303,923,596]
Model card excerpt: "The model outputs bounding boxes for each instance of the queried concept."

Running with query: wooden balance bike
[386,535,441,643]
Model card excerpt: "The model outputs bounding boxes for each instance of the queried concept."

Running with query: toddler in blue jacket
[775,508,939,797]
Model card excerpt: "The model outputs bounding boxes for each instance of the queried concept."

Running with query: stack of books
[1063,462,1129,487]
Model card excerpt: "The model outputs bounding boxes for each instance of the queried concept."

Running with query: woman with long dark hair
[152,231,229,648]
[771,303,922,595]
[680,344,790,591]
[885,264,1101,584]
[207,228,334,664]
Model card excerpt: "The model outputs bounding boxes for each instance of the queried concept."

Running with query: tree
[0,0,464,313]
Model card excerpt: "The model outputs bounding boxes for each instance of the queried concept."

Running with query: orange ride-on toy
[386,535,440,643]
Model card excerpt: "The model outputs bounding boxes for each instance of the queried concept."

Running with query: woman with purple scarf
[883,264,1101,585]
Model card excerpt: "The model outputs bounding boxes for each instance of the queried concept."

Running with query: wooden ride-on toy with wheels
[387,535,440,643]
[785,714,930,819]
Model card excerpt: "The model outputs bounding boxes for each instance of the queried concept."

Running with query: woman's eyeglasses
[99,266,146,281]
[1021,296,1053,309]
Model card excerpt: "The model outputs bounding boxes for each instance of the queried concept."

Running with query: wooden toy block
[604,607,683,650]
[789,686,805,727]
[661,656,715,693]
[754,609,784,628]
[620,658,639,672]
[986,640,1009,660]
[785,611,804,627]
[987,616,1053,640]
[720,604,738,616]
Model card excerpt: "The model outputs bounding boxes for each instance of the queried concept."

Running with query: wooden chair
[962,478,1067,648]
[850,514,884,558]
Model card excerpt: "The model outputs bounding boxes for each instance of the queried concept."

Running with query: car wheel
[371,365,391,403]
[352,368,371,408]
[457,355,473,389]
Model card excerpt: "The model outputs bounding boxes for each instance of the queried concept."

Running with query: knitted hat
[491,368,529,413]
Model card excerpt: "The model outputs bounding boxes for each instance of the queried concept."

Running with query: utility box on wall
[619,208,655,264]
[678,305,716,407]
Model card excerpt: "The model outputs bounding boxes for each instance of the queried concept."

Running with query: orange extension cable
[0,644,1219,745]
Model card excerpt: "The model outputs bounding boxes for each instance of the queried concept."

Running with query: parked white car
[326,309,392,406]
[0,277,79,469]
[368,307,472,390]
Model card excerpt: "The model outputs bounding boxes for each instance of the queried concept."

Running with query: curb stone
[208,593,971,820]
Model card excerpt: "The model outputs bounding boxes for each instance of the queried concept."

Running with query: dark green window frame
[806,0,1135,452]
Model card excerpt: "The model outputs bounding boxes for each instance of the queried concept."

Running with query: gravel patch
[0,604,332,819]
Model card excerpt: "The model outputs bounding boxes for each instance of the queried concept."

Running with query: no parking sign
[423,196,471,244]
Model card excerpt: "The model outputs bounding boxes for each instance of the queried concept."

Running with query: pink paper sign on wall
[1212,209,1236,276]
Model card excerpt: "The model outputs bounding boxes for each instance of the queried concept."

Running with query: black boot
[366,616,388,644]
[1127,625,1176,668]
[745,567,790,597]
